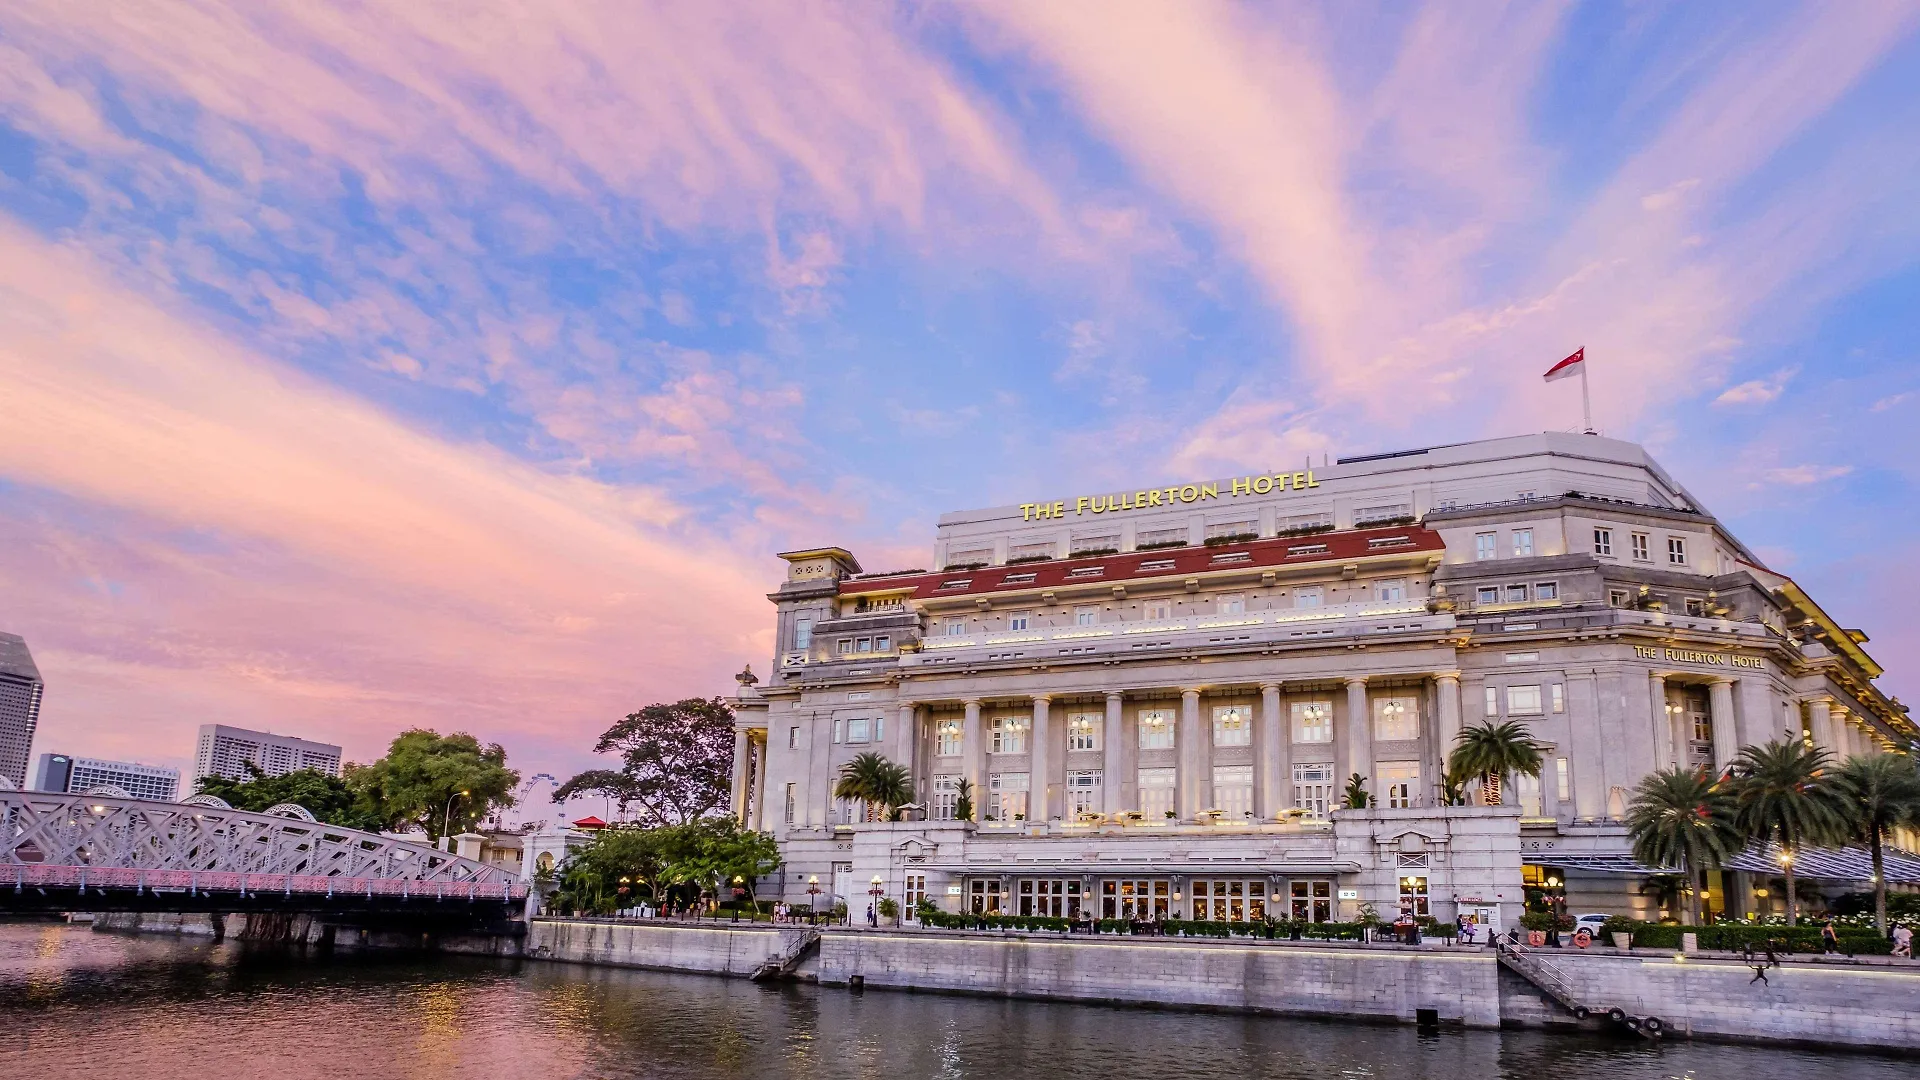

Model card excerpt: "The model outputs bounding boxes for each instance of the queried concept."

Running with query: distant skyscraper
[0,633,45,788]
[192,724,343,786]
[33,753,180,802]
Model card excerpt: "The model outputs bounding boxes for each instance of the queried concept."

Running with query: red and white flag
[1543,347,1584,383]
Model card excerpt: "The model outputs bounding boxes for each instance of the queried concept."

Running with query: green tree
[553,698,735,826]
[194,764,385,832]
[1728,739,1851,926]
[833,752,915,821]
[1835,753,1920,932]
[1447,720,1544,805]
[1342,773,1374,810]
[953,777,975,823]
[349,729,518,840]
[1624,766,1742,925]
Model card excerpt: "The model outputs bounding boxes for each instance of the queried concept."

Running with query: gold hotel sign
[1634,645,1765,670]
[1021,471,1321,521]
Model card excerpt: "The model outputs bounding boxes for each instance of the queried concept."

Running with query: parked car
[1573,913,1610,937]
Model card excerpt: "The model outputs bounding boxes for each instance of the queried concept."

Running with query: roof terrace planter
[1069,547,1119,559]
[1005,553,1054,565]
[1134,538,1190,551]
[942,561,989,572]
[1274,522,1337,538]
[1353,514,1418,529]
[1204,532,1260,547]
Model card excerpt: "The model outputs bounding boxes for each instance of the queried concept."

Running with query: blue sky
[0,1,1916,790]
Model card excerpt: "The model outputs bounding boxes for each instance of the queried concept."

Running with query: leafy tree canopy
[195,764,384,832]
[348,729,518,840]
[550,818,781,915]
[553,697,735,826]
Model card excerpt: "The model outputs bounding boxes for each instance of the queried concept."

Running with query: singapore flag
[1542,347,1585,382]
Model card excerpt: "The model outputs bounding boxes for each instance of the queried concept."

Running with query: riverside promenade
[516,917,1920,1053]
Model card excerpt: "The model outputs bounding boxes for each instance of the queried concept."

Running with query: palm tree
[953,778,975,823]
[1447,721,1544,806]
[1835,753,1920,933]
[833,753,915,822]
[1728,739,1851,926]
[1624,766,1742,925]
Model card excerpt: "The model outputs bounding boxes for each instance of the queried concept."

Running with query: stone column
[1649,674,1673,770]
[1031,694,1054,822]
[1434,672,1463,798]
[751,733,769,831]
[897,703,918,772]
[1708,678,1739,771]
[1258,681,1284,820]
[1103,691,1126,814]
[1344,677,1371,798]
[730,727,751,823]
[1806,696,1834,757]
[1180,688,1204,820]
[1833,709,1856,760]
[962,699,984,821]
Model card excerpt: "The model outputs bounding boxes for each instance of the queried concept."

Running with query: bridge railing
[2,790,526,896]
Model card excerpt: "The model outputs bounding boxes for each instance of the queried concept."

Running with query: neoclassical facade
[729,433,1913,926]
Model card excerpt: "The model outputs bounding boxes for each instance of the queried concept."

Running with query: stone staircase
[750,927,821,982]
[1495,938,1660,1039]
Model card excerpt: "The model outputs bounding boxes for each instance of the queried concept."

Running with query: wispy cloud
[1714,366,1799,407]
[1763,464,1854,486]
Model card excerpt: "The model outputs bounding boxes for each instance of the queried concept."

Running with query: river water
[0,922,1903,1080]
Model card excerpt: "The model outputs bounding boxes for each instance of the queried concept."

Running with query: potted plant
[877,897,899,926]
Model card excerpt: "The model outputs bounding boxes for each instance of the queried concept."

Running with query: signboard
[1337,888,1359,900]
[946,885,963,895]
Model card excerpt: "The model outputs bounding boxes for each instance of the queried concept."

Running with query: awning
[1525,843,1920,885]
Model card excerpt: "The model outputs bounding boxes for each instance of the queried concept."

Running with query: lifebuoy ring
[1573,927,1593,948]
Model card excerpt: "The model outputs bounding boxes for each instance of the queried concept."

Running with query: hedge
[1606,920,1891,955]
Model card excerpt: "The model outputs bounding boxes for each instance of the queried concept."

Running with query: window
[935,719,963,757]
[1295,586,1323,608]
[944,616,967,637]
[1212,766,1254,819]
[784,783,796,824]
[1512,529,1534,558]
[1067,770,1103,815]
[1372,695,1420,741]
[1375,578,1406,602]
[1067,712,1102,751]
[1291,700,1332,743]
[932,775,960,821]
[1550,684,1564,714]
[837,638,853,656]
[904,874,926,920]
[1378,762,1420,809]
[1484,686,1499,715]
[1068,566,1105,578]
[1555,757,1571,802]
[788,726,799,750]
[833,718,843,743]
[847,716,871,743]
[1354,502,1410,526]
[1207,519,1257,540]
[987,773,1029,822]
[1608,588,1630,607]
[1292,762,1335,819]
[1014,878,1081,918]
[1534,581,1558,601]
[1513,772,1543,816]
[1290,879,1333,923]
[967,878,1002,915]
[1190,878,1266,922]
[1475,532,1497,560]
[990,714,1028,754]
[1684,597,1706,617]
[1144,599,1173,621]
[1504,583,1529,603]
[1137,767,1177,819]
[1101,878,1170,920]
[1212,705,1252,747]
[1138,709,1176,749]
[794,618,813,649]
[1218,593,1246,615]
[855,637,871,653]
[1506,684,1544,715]
[1075,606,1099,626]
[1398,876,1431,918]
[1593,528,1613,556]
[1475,586,1499,604]
[1631,532,1650,561]
[1009,612,1031,631]
[875,635,891,652]
[1139,558,1177,572]
[1288,543,1328,556]
[1668,536,1688,566]
[1002,572,1037,585]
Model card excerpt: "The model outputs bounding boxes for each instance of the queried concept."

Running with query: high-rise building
[192,724,343,786]
[32,752,180,802]
[0,632,45,788]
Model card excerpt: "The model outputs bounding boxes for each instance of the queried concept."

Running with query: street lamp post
[868,875,884,928]
[442,789,471,849]
[807,875,821,926]
[731,875,747,922]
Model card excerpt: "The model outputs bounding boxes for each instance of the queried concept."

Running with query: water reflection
[0,922,1903,1080]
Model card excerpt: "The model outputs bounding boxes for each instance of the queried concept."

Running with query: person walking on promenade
[1820,919,1840,955]
[1892,924,1912,958]
[1749,959,1770,985]
[1763,938,1781,969]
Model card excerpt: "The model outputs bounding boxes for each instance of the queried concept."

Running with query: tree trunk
[1784,862,1799,927]
[1687,861,1702,926]
[1873,825,1888,934]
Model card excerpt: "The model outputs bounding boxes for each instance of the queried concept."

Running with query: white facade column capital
[1434,670,1462,686]
[1345,675,1369,690]
[1258,680,1282,693]
[1181,687,1203,701]
[1105,690,1126,705]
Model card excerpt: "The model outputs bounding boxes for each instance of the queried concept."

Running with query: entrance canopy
[1525,844,1920,885]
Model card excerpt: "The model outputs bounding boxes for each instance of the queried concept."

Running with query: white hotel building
[729,433,1915,927]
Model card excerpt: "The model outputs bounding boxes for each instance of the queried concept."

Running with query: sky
[2,2,1918,802]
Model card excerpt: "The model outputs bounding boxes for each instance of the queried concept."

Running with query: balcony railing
[901,599,1447,666]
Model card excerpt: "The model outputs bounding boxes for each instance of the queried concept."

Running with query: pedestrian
[1749,960,1769,985]
[867,900,877,928]
[1763,939,1780,968]
[1821,919,1839,955]
[1893,924,1912,959]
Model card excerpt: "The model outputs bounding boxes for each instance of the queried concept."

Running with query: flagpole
[1579,359,1594,434]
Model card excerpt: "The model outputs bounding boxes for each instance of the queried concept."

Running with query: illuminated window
[1138,709,1175,749]
[1291,700,1332,743]
[1506,685,1543,715]
[1475,532,1497,560]
[1372,695,1420,741]
[1067,712,1102,751]
[1512,529,1534,558]
[1551,684,1564,713]
[1137,767,1176,818]
[935,720,963,757]
[990,715,1028,754]
[1067,771,1102,815]
[1212,705,1252,747]
[846,717,871,743]
[1292,763,1334,819]
[987,773,1028,822]
[1144,599,1173,621]
[1212,766,1253,819]
[932,775,960,820]
[794,618,813,648]
[1378,761,1420,808]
